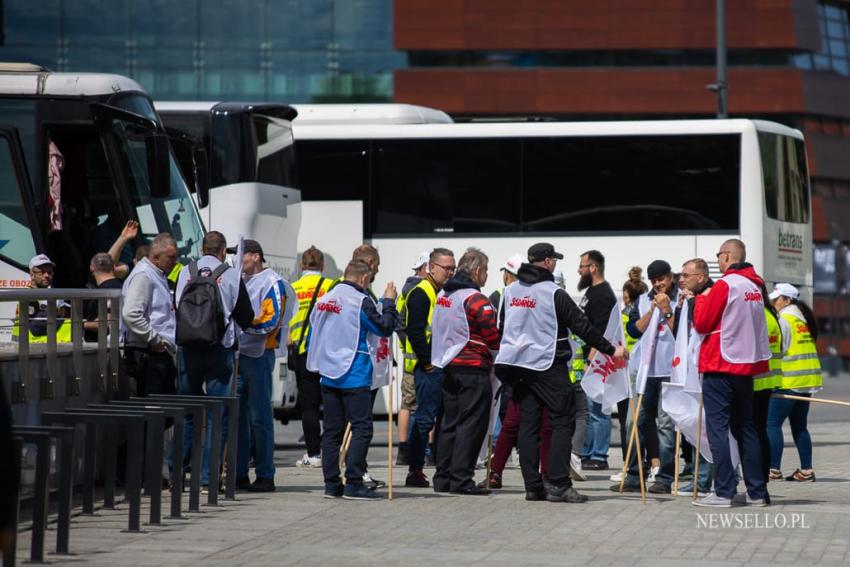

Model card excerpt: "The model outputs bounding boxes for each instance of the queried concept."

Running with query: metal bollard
[130,398,205,513]
[41,412,146,533]
[13,425,75,555]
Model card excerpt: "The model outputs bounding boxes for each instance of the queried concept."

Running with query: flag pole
[693,394,703,500]
[673,427,681,495]
[387,377,394,500]
[771,393,850,407]
[633,396,646,503]
[620,393,646,503]
[339,422,352,484]
[619,395,640,492]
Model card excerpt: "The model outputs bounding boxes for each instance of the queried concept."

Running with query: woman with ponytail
[766,283,823,482]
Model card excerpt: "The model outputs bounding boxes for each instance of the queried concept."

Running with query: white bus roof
[0,64,146,97]
[291,104,453,125]
[156,101,222,113]
[293,118,802,141]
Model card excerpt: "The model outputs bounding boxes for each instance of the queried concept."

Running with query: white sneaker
[570,453,586,481]
[692,493,732,508]
[732,493,768,507]
[647,465,660,483]
[507,448,520,469]
[609,471,623,482]
[295,453,322,468]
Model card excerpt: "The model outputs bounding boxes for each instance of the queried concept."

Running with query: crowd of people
[8,228,825,505]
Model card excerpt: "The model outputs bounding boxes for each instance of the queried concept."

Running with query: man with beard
[576,250,618,471]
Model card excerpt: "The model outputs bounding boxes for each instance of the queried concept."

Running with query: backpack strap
[296,277,325,353]
[210,263,229,280]
[188,260,200,280]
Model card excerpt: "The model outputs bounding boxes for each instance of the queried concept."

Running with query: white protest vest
[431,288,478,369]
[368,297,393,390]
[121,258,176,348]
[635,292,676,377]
[495,280,559,371]
[718,273,771,364]
[239,268,284,358]
[306,283,364,380]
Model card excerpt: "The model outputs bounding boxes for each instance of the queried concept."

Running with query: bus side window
[0,131,37,268]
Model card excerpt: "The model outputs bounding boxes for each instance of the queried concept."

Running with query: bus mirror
[146,132,171,198]
[193,146,210,208]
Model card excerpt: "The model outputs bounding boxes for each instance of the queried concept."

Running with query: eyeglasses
[578,263,595,270]
[432,263,456,273]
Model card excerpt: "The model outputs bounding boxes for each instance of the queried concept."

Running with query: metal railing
[0,288,123,402]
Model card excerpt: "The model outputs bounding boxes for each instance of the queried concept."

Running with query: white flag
[634,308,660,395]
[581,304,630,415]
[670,300,689,387]
[661,383,740,466]
[486,367,502,436]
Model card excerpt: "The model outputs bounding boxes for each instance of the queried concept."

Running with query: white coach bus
[292,118,813,302]
[0,64,206,335]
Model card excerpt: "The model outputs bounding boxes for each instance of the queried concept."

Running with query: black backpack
[176,261,229,349]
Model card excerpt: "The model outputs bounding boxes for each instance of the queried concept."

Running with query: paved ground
[12,375,850,566]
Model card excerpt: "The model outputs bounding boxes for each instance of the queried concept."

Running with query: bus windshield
[252,113,297,188]
[109,95,205,261]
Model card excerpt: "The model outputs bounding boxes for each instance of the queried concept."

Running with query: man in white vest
[495,242,628,503]
[120,232,179,397]
[234,240,288,492]
[692,239,771,507]
[174,231,254,492]
[307,260,398,500]
[616,259,679,494]
[431,248,501,495]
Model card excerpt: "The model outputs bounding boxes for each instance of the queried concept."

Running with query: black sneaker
[323,485,344,499]
[362,473,386,490]
[525,487,547,501]
[452,485,491,496]
[236,476,252,490]
[343,483,381,501]
[405,470,430,488]
[648,481,671,494]
[546,485,589,503]
[582,459,609,471]
[610,479,643,493]
[247,477,276,492]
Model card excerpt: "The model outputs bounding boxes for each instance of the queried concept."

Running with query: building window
[795,2,850,76]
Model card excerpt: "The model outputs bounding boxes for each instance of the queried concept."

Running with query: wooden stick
[339,422,352,484]
[620,394,645,499]
[387,378,394,501]
[771,393,850,407]
[619,395,639,492]
[632,395,646,503]
[673,427,681,496]
[485,434,494,489]
[693,394,703,501]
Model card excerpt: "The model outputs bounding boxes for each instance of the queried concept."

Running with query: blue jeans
[582,398,611,462]
[766,390,813,470]
[702,373,767,499]
[409,365,443,472]
[175,347,234,485]
[236,350,276,480]
[321,385,373,489]
[627,377,675,486]
[691,452,714,492]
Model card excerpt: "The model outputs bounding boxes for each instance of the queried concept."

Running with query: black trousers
[295,353,322,457]
[498,361,575,491]
[121,347,176,398]
[433,366,493,492]
[321,386,372,488]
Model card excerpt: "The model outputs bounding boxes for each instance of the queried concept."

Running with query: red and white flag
[634,308,660,395]
[581,304,631,415]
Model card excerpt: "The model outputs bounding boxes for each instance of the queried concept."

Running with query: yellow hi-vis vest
[12,304,73,344]
[753,308,783,392]
[621,308,638,352]
[569,334,585,384]
[168,262,184,286]
[288,273,333,355]
[403,278,437,373]
[778,311,823,390]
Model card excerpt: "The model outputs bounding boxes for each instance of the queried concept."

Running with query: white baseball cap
[29,254,55,270]
[500,253,524,276]
[768,282,799,301]
[411,250,432,270]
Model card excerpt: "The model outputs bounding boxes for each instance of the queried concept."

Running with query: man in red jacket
[692,239,771,508]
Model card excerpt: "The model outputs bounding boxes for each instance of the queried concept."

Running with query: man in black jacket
[495,243,628,503]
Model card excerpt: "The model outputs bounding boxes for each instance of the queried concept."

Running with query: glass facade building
[0,0,405,102]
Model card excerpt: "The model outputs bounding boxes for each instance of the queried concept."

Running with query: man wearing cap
[174,231,254,491]
[489,253,523,313]
[13,254,72,343]
[235,240,288,492]
[617,258,679,494]
[394,249,431,465]
[495,243,628,503]
[692,239,770,507]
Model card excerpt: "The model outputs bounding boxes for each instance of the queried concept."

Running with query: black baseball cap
[528,242,564,263]
[647,259,672,280]
[227,239,265,262]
